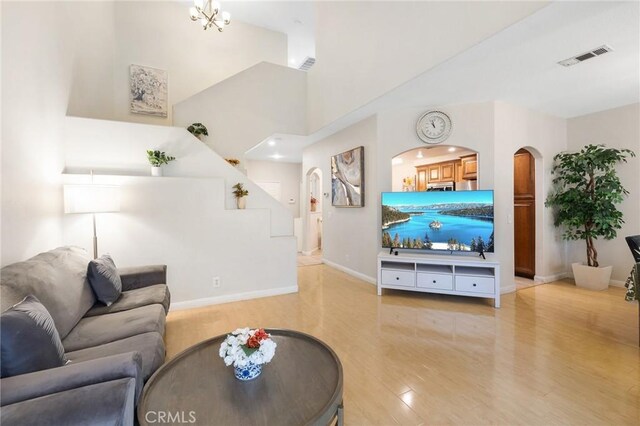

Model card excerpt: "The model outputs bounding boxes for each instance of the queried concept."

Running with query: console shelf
[377,251,501,308]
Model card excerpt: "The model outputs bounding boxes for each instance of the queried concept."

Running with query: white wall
[173,62,307,162]
[63,117,294,237]
[62,117,297,304]
[1,1,90,265]
[246,160,302,218]
[307,1,548,132]
[1,0,289,267]
[566,103,640,282]
[302,116,378,281]
[67,1,288,126]
[306,102,568,293]
[493,101,568,284]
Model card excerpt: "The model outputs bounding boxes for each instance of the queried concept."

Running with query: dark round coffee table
[138,329,344,426]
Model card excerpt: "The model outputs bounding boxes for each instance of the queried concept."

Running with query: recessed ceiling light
[289,58,296,64]
[270,153,283,160]
[448,147,456,152]
[268,140,276,146]
[416,151,424,159]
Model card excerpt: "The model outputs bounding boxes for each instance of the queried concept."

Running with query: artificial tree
[545,144,635,268]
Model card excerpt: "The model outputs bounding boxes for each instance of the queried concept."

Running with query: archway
[302,167,323,257]
[391,145,479,191]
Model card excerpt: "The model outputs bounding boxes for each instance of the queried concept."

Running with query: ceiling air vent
[298,57,316,72]
[558,45,613,67]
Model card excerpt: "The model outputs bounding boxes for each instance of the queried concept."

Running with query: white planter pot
[571,263,612,291]
[236,197,246,209]
[151,166,162,177]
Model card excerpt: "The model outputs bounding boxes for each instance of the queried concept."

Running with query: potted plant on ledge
[146,150,176,177]
[546,144,635,290]
[232,183,249,209]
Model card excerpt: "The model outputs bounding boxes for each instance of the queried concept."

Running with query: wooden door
[440,162,455,181]
[514,149,535,279]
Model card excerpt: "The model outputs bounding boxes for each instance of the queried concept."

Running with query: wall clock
[416,111,452,144]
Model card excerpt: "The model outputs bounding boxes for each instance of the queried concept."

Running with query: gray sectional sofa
[0,246,170,426]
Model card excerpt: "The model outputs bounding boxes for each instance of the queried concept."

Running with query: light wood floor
[166,265,640,425]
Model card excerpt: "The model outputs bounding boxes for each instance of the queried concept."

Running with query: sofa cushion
[0,246,95,339]
[87,254,122,306]
[62,304,166,352]
[84,284,170,317]
[1,296,67,378]
[0,378,136,426]
[66,332,165,381]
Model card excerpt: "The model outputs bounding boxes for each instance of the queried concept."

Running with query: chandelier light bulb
[189,7,198,20]
[212,1,221,13]
[222,11,231,24]
[194,0,204,10]
[200,17,208,28]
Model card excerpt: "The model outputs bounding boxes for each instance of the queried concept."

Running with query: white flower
[219,327,277,368]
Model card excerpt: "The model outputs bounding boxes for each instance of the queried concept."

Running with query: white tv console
[377,251,501,308]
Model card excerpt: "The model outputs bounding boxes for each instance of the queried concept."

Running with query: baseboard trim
[322,259,377,285]
[609,279,626,288]
[533,272,568,283]
[561,272,627,289]
[170,285,299,312]
[501,284,516,294]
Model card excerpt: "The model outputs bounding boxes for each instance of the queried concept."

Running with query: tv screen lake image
[382,191,494,253]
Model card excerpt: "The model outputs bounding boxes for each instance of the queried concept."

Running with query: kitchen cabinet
[461,154,478,180]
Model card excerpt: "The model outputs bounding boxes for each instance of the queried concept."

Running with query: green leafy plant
[232,183,249,198]
[146,150,176,167]
[545,144,635,267]
[187,123,208,138]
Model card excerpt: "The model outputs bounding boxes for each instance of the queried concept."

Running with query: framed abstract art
[331,146,364,207]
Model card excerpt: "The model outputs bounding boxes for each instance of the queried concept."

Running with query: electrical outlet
[213,277,221,288]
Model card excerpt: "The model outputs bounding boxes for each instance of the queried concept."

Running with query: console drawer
[381,270,415,287]
[455,276,495,293]
[416,272,453,290]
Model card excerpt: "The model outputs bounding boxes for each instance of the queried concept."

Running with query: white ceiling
[220,1,315,68]
[394,146,476,165]
[241,1,639,163]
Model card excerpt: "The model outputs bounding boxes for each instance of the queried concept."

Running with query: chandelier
[189,0,231,32]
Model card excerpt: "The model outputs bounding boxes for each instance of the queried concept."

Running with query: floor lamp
[64,184,120,259]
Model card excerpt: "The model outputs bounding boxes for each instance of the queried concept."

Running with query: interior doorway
[514,148,536,279]
[301,168,323,259]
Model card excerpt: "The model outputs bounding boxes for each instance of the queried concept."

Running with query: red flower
[246,328,269,348]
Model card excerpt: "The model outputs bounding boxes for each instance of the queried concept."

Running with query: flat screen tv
[382,190,494,253]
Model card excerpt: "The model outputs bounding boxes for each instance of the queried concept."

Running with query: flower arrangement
[225,158,240,166]
[219,328,277,368]
[402,177,413,187]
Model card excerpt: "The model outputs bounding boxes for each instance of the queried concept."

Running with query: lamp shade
[64,185,120,214]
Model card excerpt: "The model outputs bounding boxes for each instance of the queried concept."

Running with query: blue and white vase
[234,362,262,381]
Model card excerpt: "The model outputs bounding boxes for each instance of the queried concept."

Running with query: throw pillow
[87,254,122,306]
[1,295,67,378]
